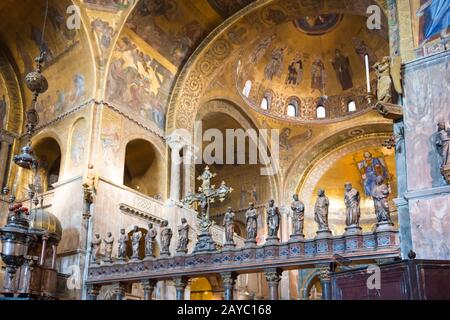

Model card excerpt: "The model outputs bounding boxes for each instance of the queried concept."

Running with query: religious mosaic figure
[314,189,330,231]
[436,122,450,168]
[285,53,303,85]
[103,232,114,263]
[160,220,173,256]
[291,194,305,236]
[344,183,361,227]
[245,202,258,241]
[358,152,388,196]
[266,200,280,238]
[372,176,392,223]
[332,49,353,90]
[223,207,235,244]
[131,226,142,260]
[145,223,157,258]
[311,58,326,94]
[416,0,450,46]
[177,218,189,253]
[117,228,128,260]
[264,47,285,80]
[91,233,101,264]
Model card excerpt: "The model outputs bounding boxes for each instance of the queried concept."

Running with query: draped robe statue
[223,207,235,244]
[266,200,280,238]
[145,223,157,258]
[372,176,392,223]
[177,218,189,252]
[103,232,114,262]
[245,202,258,241]
[436,122,450,168]
[314,189,330,231]
[131,226,142,259]
[117,228,128,260]
[291,194,305,236]
[91,233,101,264]
[160,220,173,255]
[344,183,361,227]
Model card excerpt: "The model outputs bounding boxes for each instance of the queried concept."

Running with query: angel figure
[373,56,403,104]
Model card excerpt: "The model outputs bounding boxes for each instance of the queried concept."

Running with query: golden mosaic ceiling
[236,14,389,122]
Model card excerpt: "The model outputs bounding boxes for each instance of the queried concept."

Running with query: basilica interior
[0,0,449,300]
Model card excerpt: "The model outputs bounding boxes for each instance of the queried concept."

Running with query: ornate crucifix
[182,166,233,253]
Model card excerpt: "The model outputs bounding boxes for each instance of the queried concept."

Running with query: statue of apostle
[291,194,305,236]
[266,200,280,238]
[372,176,392,223]
[131,226,142,260]
[117,228,128,260]
[90,233,101,264]
[223,207,235,245]
[436,122,450,168]
[176,218,189,253]
[103,232,114,263]
[344,183,361,227]
[314,189,330,231]
[145,223,157,258]
[160,220,173,256]
[245,202,258,241]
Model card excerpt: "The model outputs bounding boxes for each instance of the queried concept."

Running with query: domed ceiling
[236,14,389,123]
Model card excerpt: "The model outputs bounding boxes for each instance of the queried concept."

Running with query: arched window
[316,105,326,119]
[261,97,269,110]
[287,103,297,117]
[242,80,252,98]
[33,137,62,192]
[347,100,356,112]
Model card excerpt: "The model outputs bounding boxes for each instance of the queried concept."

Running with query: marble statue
[314,189,330,231]
[145,223,157,258]
[372,176,392,223]
[373,56,402,104]
[291,194,305,237]
[131,225,142,260]
[436,122,450,168]
[103,232,114,263]
[245,202,258,242]
[266,200,280,238]
[223,207,235,245]
[344,183,361,227]
[117,228,128,260]
[91,233,101,264]
[160,220,173,256]
[176,218,189,253]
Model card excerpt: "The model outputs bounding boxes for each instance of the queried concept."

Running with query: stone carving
[103,232,114,263]
[91,233,101,264]
[436,122,450,184]
[314,189,332,238]
[131,226,142,260]
[245,202,258,245]
[266,200,280,241]
[372,176,394,231]
[223,207,235,247]
[373,56,402,104]
[160,220,173,257]
[176,218,189,254]
[290,194,305,239]
[344,183,362,235]
[145,223,157,259]
[117,229,128,261]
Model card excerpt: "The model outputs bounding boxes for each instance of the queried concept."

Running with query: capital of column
[166,134,190,152]
[87,284,101,298]
[264,268,282,284]
[141,279,157,290]
[113,282,127,299]
[173,276,188,289]
[316,264,332,282]
[221,272,237,287]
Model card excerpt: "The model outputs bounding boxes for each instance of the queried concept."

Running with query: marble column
[174,276,188,300]
[264,268,282,300]
[317,265,332,300]
[87,284,101,300]
[113,282,127,300]
[167,135,185,204]
[142,280,157,300]
[221,272,237,300]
